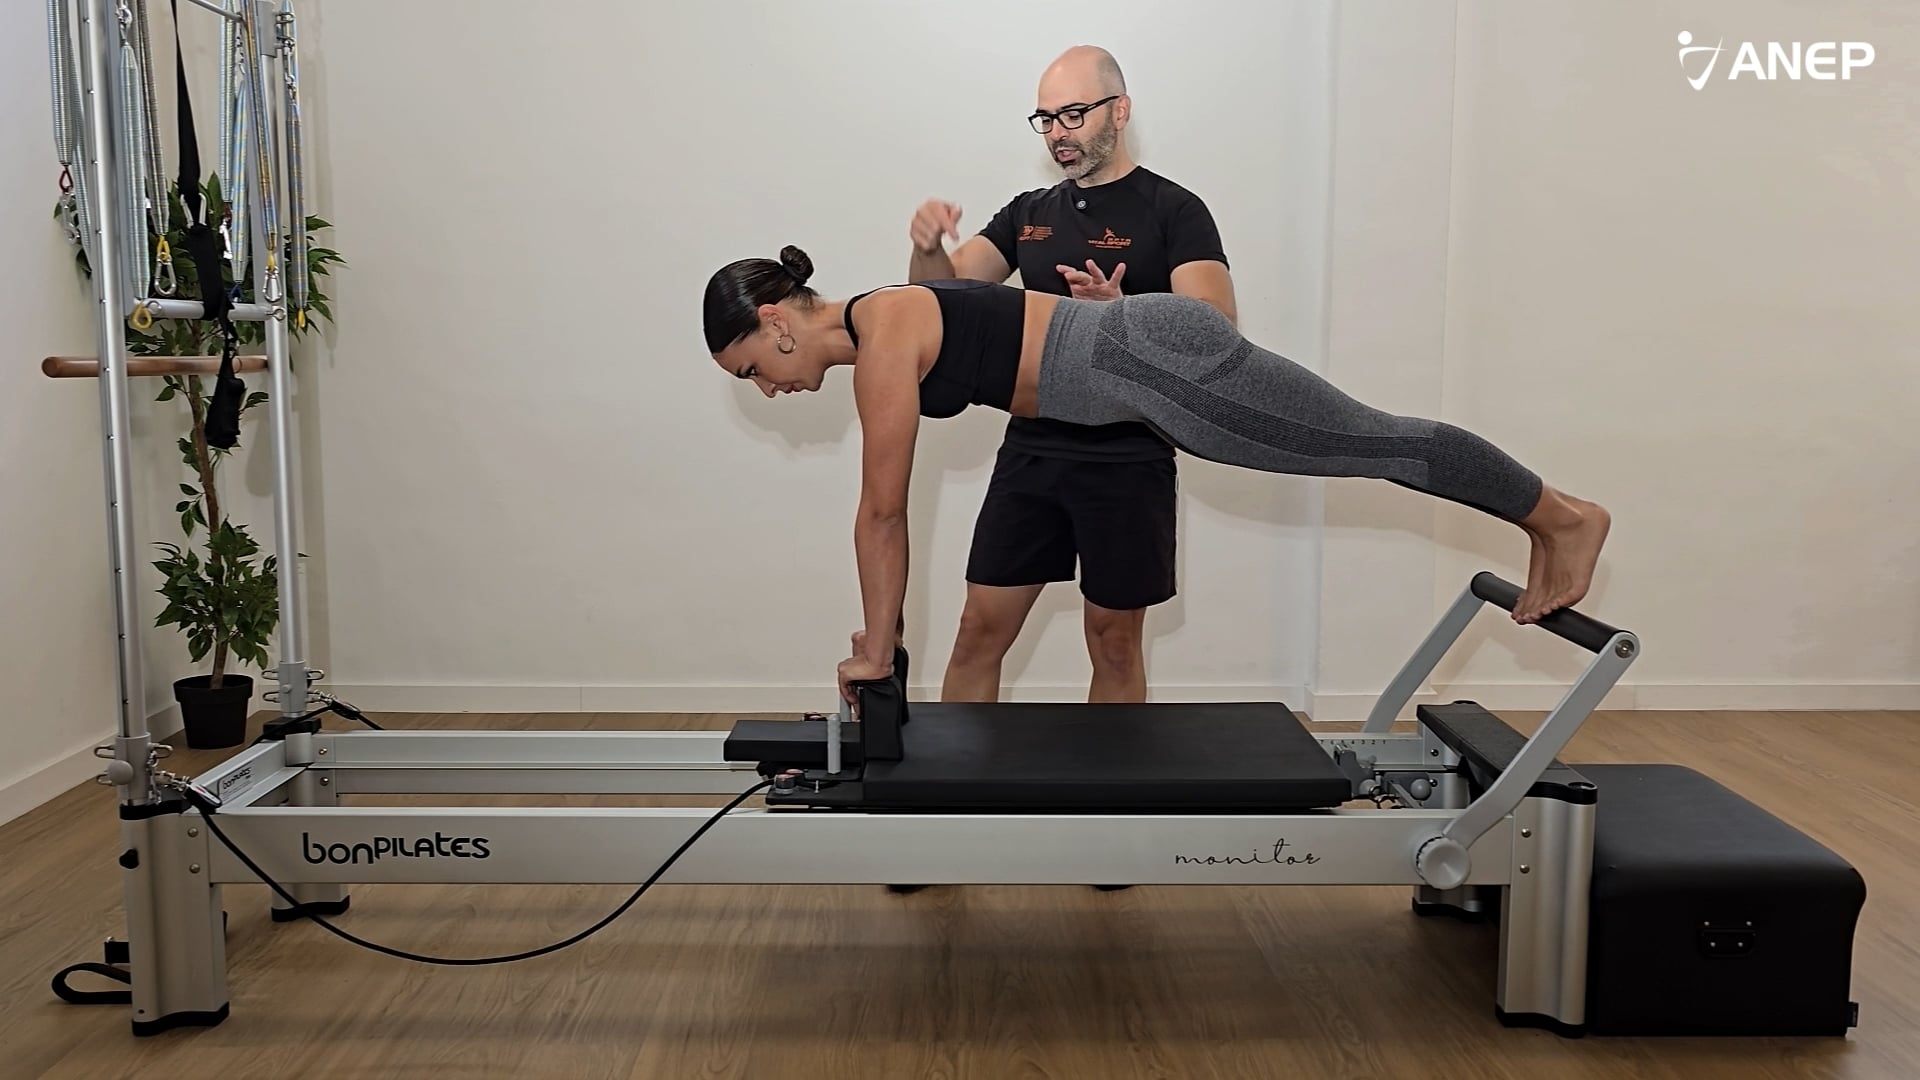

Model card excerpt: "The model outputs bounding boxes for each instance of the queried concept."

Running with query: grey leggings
[1036,294,1544,523]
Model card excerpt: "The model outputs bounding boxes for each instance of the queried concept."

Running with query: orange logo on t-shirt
[1089,228,1132,249]
[1018,225,1054,241]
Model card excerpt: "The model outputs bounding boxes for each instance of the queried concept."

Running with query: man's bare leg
[1084,601,1148,703]
[940,583,1045,702]
[890,584,1046,897]
[1085,600,1150,893]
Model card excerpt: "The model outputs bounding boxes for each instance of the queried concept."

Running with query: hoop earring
[776,334,795,354]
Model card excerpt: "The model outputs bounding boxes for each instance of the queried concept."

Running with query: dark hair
[703,245,817,353]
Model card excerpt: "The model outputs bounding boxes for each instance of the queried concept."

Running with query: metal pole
[138,297,276,322]
[1361,582,1482,734]
[244,0,308,717]
[828,698,846,776]
[181,0,241,20]
[80,0,152,801]
[264,295,305,715]
[74,0,184,1035]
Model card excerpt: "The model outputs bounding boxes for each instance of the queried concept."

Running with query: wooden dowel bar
[41,355,270,379]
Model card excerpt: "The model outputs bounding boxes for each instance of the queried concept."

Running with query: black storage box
[1580,763,1865,1037]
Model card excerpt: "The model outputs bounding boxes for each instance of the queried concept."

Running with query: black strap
[170,0,230,324]
[205,329,244,448]
[173,0,243,449]
[51,962,133,1006]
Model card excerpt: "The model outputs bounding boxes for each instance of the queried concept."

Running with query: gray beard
[1053,122,1117,181]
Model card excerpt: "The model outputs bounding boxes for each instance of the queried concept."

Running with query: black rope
[54,771,773,1005]
[174,778,773,966]
[50,962,131,1007]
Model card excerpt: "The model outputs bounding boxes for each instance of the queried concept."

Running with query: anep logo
[1677,31,1875,90]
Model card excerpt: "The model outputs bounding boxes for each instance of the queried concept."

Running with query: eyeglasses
[1028,95,1119,134]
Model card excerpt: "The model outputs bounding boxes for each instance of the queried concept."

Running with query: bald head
[1040,45,1127,100]
[1033,46,1134,183]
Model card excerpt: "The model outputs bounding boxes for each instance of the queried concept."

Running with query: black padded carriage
[723,649,1352,812]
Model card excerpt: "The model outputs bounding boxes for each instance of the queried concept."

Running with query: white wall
[8,0,1914,815]
[1310,1,1463,717]
[1431,0,1920,709]
[0,0,120,824]
[292,0,1916,717]
[1,1,282,825]
[299,0,1334,711]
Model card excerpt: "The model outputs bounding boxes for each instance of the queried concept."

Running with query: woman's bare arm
[846,290,935,668]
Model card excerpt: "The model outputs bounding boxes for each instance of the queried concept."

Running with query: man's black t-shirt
[977,166,1229,462]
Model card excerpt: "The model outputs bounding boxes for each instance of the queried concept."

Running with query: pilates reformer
[41,0,1865,1044]
[63,571,1636,1037]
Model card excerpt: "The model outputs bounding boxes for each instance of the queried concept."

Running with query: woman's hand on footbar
[838,629,895,706]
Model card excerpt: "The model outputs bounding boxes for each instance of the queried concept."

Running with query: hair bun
[778,245,814,286]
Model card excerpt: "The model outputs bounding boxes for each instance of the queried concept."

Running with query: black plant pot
[173,674,253,749]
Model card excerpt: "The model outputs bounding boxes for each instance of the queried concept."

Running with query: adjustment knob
[1408,777,1433,801]
[1415,835,1470,891]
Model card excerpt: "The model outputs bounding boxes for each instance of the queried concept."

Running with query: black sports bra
[843,280,1025,418]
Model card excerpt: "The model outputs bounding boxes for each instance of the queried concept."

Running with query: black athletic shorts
[965,449,1178,611]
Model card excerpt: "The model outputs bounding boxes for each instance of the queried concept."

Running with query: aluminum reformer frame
[131,577,1637,1037]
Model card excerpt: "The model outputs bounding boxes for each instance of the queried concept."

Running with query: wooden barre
[42,355,270,379]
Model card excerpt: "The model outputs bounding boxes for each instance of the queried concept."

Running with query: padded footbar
[1416,702,1596,804]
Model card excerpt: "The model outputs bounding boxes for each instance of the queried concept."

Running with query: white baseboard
[320,681,1920,721]
[0,704,180,829]
[0,740,109,830]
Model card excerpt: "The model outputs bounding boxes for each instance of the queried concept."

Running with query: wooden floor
[2,707,1917,1079]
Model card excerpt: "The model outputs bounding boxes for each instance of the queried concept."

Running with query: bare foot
[1520,495,1610,622]
[1517,527,1549,624]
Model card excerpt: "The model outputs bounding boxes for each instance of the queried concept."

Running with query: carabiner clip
[153,238,177,297]
[129,303,154,331]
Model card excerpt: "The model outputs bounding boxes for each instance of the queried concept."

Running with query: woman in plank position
[703,246,1610,700]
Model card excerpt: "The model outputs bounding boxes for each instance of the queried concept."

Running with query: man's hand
[1058,259,1126,300]
[910,198,963,255]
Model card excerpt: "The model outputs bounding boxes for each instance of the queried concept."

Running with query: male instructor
[907,45,1238,705]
